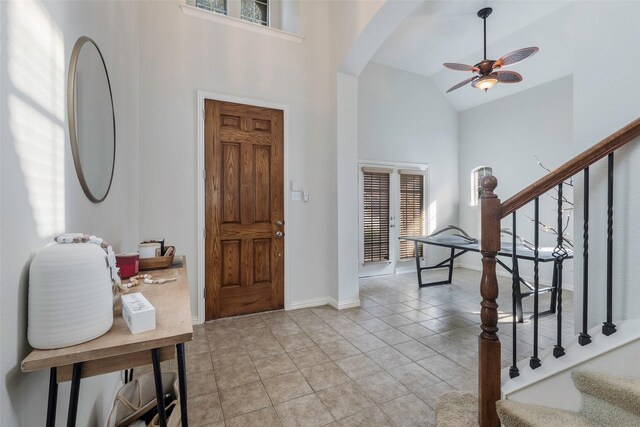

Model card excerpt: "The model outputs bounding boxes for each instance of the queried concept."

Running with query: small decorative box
[121,293,156,334]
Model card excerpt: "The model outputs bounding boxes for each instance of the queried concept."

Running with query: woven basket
[139,246,175,271]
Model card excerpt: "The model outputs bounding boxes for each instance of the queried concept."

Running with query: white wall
[1,1,140,426]
[458,76,574,287]
[571,2,640,328]
[1,1,391,423]
[331,1,421,305]
[137,1,339,313]
[357,62,459,267]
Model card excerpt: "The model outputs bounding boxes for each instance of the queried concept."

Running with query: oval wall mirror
[67,36,115,203]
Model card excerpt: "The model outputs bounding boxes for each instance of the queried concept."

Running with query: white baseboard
[288,296,361,310]
[193,297,362,322]
[288,297,331,310]
[457,263,574,292]
[328,297,361,310]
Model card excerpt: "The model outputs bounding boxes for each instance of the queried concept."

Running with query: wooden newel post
[478,175,501,427]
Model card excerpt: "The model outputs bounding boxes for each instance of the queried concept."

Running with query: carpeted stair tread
[580,393,640,426]
[496,399,598,427]
[572,370,640,417]
[435,391,478,426]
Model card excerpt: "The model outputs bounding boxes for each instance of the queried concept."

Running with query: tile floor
[139,267,573,426]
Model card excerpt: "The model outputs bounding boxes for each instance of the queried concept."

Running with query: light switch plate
[292,191,302,201]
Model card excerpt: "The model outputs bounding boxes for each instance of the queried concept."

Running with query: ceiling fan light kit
[444,7,538,93]
[473,75,498,91]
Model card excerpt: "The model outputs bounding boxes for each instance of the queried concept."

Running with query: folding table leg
[414,241,423,286]
[151,348,167,427]
[176,343,189,427]
[46,367,58,427]
[447,248,455,283]
[67,363,83,427]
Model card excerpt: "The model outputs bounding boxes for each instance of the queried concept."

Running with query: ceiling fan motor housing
[475,60,498,76]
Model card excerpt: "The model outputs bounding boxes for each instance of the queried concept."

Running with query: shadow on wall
[4,0,136,424]
[5,0,66,238]
[0,1,92,424]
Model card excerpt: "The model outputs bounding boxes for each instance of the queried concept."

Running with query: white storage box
[121,293,156,334]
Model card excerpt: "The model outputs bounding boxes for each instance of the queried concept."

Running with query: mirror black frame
[67,36,116,203]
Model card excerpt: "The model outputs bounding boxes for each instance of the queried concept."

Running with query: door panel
[222,143,241,223]
[254,146,271,222]
[221,240,240,287]
[205,100,284,319]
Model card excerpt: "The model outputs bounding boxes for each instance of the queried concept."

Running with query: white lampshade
[473,75,498,92]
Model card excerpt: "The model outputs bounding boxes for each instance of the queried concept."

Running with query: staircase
[498,317,640,426]
[498,371,640,426]
[437,117,640,426]
[435,318,640,426]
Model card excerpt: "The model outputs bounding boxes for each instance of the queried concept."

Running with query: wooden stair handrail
[500,117,640,218]
[477,117,640,426]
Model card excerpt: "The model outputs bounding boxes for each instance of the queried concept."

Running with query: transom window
[196,0,227,15]
[241,0,269,26]
[195,0,269,27]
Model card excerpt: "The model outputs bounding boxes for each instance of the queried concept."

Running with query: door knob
[275,220,285,227]
[275,231,284,238]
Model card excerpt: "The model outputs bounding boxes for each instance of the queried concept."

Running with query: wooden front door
[205,100,284,319]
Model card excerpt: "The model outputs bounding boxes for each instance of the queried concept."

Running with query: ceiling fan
[444,7,538,93]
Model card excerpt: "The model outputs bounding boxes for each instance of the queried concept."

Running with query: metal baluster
[530,198,541,369]
[510,212,520,378]
[553,183,566,358]
[603,153,617,336]
[579,168,592,345]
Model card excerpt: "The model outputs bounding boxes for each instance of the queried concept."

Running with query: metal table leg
[176,343,189,427]
[66,363,83,427]
[46,367,58,427]
[413,241,423,286]
[151,348,167,427]
[447,247,455,283]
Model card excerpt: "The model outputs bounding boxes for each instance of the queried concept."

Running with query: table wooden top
[22,256,193,373]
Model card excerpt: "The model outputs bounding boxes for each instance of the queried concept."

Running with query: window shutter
[362,171,390,263]
[399,173,425,259]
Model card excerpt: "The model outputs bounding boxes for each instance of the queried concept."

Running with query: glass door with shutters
[358,163,428,277]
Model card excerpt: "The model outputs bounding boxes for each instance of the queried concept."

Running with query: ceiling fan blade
[446,76,478,93]
[495,47,539,68]
[495,70,523,83]
[443,63,479,72]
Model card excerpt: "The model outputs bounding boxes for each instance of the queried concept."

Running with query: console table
[21,256,193,427]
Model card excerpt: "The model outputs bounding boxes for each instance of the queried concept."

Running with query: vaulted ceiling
[371,1,574,111]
